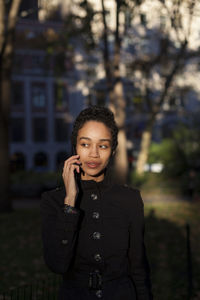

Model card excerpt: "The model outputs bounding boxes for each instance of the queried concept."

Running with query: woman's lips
[86,162,101,169]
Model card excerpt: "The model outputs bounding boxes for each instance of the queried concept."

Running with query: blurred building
[10,2,86,172]
[10,0,200,171]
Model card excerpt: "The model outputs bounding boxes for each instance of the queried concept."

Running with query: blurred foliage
[148,139,186,176]
[130,119,200,195]
[148,121,200,176]
[131,170,148,187]
[11,171,62,186]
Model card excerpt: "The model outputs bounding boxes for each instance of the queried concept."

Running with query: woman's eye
[100,145,108,149]
[81,143,89,147]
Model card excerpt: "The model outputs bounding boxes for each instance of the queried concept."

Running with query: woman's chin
[81,167,105,179]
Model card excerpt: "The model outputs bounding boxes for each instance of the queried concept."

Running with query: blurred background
[0,0,200,299]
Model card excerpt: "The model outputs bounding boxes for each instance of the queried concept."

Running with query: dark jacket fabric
[41,177,153,300]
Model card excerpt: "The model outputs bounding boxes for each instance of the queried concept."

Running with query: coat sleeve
[128,190,153,300]
[40,189,81,274]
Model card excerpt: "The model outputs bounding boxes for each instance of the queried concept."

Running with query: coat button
[61,239,68,245]
[91,193,98,200]
[96,290,102,298]
[94,253,102,262]
[93,232,101,240]
[92,212,100,219]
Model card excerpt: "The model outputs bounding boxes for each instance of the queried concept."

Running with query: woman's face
[76,121,112,182]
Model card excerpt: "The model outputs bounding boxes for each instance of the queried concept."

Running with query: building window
[32,55,44,70]
[34,152,48,171]
[54,81,69,111]
[10,152,26,172]
[56,151,69,170]
[31,82,46,111]
[11,81,24,110]
[33,118,47,142]
[10,118,25,142]
[55,118,68,142]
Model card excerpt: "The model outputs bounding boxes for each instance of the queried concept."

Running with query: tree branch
[186,0,196,39]
[7,0,22,33]
[0,0,5,56]
[101,0,113,88]
[2,0,22,72]
[157,39,188,111]
[113,0,122,84]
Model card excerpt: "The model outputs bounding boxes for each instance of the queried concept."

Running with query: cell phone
[72,146,81,182]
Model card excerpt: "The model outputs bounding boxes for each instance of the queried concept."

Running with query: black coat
[41,177,153,300]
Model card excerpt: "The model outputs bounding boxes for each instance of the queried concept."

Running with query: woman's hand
[62,155,81,207]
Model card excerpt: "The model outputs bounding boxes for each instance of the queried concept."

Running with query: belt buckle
[89,270,102,290]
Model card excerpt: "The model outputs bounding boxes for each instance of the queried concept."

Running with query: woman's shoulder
[112,183,140,195]
[111,183,143,206]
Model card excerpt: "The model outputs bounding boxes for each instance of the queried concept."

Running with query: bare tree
[129,0,199,174]
[0,0,22,212]
[63,0,200,178]
[100,0,130,183]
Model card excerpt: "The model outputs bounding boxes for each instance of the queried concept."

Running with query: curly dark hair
[71,105,118,153]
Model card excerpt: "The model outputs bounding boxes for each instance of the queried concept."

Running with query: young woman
[41,106,153,300]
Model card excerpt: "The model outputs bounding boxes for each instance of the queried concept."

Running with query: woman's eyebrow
[79,137,91,141]
[79,137,111,143]
[99,139,111,143]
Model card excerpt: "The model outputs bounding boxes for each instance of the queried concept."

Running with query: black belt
[89,269,102,290]
[63,270,128,290]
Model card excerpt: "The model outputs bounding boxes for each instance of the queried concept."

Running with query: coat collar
[53,171,113,207]
[80,176,110,191]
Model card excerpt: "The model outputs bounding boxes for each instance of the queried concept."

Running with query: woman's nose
[89,145,100,157]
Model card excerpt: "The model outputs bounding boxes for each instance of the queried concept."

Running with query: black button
[93,232,101,240]
[96,290,103,298]
[92,212,100,219]
[94,253,102,262]
[91,193,98,200]
[61,239,68,245]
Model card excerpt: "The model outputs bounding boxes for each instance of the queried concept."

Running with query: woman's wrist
[64,196,75,207]
[63,203,79,215]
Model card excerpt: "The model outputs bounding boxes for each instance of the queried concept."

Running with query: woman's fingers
[65,155,80,164]
[63,160,81,177]
[75,164,80,173]
[71,163,80,174]
[62,156,81,178]
[63,157,80,170]
[63,156,80,170]
[62,155,81,206]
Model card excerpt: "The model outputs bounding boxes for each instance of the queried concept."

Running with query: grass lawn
[144,201,200,300]
[0,200,200,299]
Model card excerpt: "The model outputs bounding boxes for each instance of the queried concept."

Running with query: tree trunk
[110,81,128,184]
[0,40,13,212]
[108,0,128,184]
[0,75,12,212]
[135,39,188,176]
[114,125,128,183]
[136,118,154,175]
[0,0,22,212]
